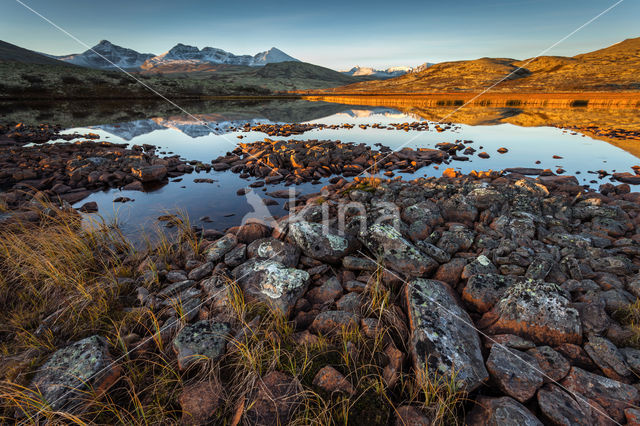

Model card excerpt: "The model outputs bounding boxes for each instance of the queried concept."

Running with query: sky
[0,0,638,70]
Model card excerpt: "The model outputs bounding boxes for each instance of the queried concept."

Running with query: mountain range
[317,37,640,93]
[53,40,299,71]
[340,63,433,79]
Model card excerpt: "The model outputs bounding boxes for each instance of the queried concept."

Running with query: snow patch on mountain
[340,63,435,78]
[56,40,155,70]
[141,44,299,70]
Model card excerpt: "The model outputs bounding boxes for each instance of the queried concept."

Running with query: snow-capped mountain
[140,44,298,70]
[340,63,435,78]
[55,40,155,70]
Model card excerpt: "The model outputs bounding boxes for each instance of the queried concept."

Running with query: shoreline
[3,170,640,423]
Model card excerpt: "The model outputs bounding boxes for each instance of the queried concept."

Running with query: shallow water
[35,100,640,236]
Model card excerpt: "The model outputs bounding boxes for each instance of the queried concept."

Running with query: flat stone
[466,396,542,426]
[584,336,632,381]
[621,347,640,375]
[342,255,378,271]
[359,223,438,277]
[232,259,309,314]
[187,262,213,281]
[131,164,167,182]
[405,279,488,392]
[537,384,613,426]
[561,366,640,422]
[527,346,570,382]
[224,243,247,268]
[483,280,582,346]
[486,345,543,402]
[173,320,230,370]
[288,221,356,263]
[30,335,121,412]
[204,234,238,263]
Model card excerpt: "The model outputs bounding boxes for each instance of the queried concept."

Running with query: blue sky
[0,0,637,69]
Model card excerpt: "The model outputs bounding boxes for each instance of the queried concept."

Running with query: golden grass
[0,203,466,424]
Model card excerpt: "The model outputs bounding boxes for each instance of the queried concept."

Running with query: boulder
[204,234,238,263]
[482,280,582,346]
[288,221,356,263]
[232,259,309,314]
[30,335,121,412]
[312,366,355,395]
[462,274,522,313]
[131,164,167,182]
[179,380,223,425]
[466,396,542,425]
[584,336,632,381]
[561,366,640,422]
[173,320,230,370]
[246,237,300,268]
[359,224,438,277]
[537,384,615,426]
[486,345,543,402]
[405,279,488,391]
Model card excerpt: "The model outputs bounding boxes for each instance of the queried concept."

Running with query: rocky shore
[0,138,200,212]
[6,168,640,424]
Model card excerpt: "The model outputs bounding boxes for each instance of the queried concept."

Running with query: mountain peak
[97,40,112,47]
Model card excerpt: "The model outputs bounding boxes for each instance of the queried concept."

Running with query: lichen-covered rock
[173,320,230,370]
[462,274,522,313]
[30,335,121,412]
[232,259,309,314]
[561,366,640,422]
[486,345,543,402]
[359,223,438,277]
[405,279,488,391]
[436,227,475,255]
[246,237,300,268]
[466,396,542,426]
[482,280,582,346]
[461,255,498,280]
[288,221,356,263]
[204,233,238,262]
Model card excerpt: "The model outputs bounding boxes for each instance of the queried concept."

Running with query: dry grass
[0,203,466,424]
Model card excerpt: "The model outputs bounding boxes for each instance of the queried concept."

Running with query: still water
[36,100,640,236]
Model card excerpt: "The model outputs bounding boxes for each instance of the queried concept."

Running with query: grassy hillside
[313,37,640,93]
[0,40,74,66]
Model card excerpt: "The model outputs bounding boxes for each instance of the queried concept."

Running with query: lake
[7,97,640,236]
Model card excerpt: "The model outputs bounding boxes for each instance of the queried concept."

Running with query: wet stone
[173,320,230,370]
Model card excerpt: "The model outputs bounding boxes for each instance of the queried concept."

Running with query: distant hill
[340,63,434,79]
[314,37,640,93]
[0,40,74,66]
